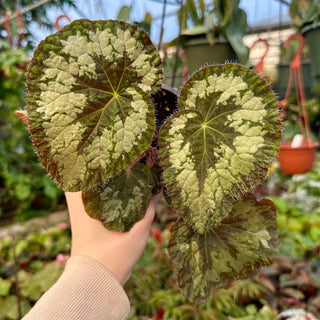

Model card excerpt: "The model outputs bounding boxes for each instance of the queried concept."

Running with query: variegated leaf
[168,195,277,304]
[27,19,162,191]
[159,64,280,233]
[82,163,161,231]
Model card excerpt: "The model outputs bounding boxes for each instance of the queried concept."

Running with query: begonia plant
[17,19,281,303]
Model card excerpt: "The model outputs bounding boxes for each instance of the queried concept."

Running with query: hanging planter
[278,34,319,175]
[278,140,318,175]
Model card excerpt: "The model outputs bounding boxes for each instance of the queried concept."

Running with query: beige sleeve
[22,256,130,320]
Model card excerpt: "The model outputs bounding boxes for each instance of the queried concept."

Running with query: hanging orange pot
[278,140,318,175]
[278,33,319,175]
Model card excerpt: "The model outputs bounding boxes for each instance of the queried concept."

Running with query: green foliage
[266,161,320,257]
[19,262,64,301]
[23,19,281,303]
[268,157,320,213]
[289,0,320,31]
[0,223,70,319]
[0,0,76,49]
[0,44,63,223]
[116,5,153,35]
[270,195,320,257]
[170,0,250,64]
[1,210,318,319]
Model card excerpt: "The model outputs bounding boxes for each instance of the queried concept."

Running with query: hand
[65,191,160,285]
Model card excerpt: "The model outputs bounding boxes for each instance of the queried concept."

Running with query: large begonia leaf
[167,194,277,304]
[159,64,280,233]
[26,19,162,191]
[82,163,161,231]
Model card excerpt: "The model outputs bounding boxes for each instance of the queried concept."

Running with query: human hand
[65,191,160,286]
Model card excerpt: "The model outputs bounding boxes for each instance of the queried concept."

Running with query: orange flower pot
[278,141,319,175]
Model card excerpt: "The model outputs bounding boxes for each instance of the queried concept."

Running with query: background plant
[0,43,64,224]
[0,0,75,49]
[1,216,319,320]
[0,221,70,320]
[280,95,320,142]
[289,0,320,32]
[168,0,250,64]
[0,0,81,225]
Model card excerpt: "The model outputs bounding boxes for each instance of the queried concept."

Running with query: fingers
[144,193,161,223]
[131,193,160,234]
[66,190,160,236]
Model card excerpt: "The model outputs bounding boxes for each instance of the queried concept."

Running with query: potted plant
[17,19,281,304]
[167,0,250,74]
[289,0,320,78]
[277,33,319,175]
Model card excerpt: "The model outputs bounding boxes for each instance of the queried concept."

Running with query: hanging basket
[278,140,318,175]
[278,33,318,175]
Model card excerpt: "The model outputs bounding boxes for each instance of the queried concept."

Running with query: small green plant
[289,0,320,32]
[18,19,281,303]
[0,223,71,319]
[167,0,249,64]
[270,195,320,257]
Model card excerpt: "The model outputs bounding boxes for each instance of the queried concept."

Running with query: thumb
[130,193,160,234]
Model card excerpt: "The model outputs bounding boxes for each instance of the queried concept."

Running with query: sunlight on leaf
[159,64,280,233]
[27,19,162,191]
[168,194,277,304]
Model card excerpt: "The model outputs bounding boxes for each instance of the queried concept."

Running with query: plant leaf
[116,5,132,22]
[289,0,303,27]
[186,0,204,25]
[167,194,277,304]
[159,64,280,233]
[224,8,250,64]
[214,0,235,27]
[0,278,12,296]
[26,19,162,191]
[82,163,161,231]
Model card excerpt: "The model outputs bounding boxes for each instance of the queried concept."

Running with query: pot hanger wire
[3,10,26,48]
[250,38,270,73]
[279,33,314,147]
[54,14,72,31]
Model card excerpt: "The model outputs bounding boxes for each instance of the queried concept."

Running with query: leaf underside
[82,163,161,232]
[168,194,277,304]
[159,64,281,234]
[27,19,163,191]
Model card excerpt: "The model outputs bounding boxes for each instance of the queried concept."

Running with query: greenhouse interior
[0,1,320,319]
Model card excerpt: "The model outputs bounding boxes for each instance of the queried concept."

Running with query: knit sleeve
[22,256,130,320]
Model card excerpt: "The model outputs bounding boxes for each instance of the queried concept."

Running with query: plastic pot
[183,36,237,74]
[278,140,319,175]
